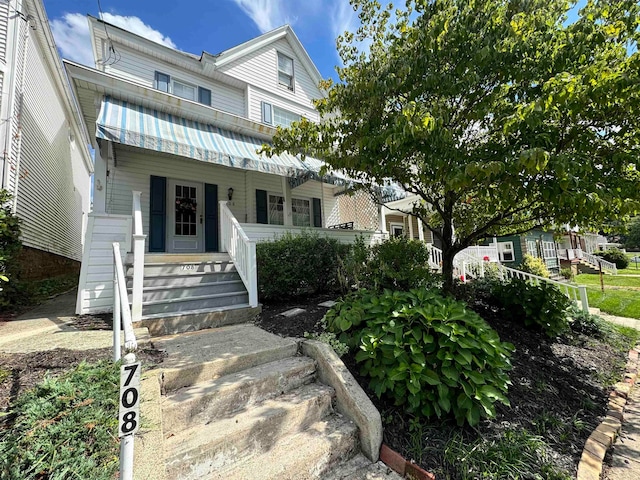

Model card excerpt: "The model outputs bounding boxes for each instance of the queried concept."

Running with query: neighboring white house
[0,0,93,280]
[66,16,382,320]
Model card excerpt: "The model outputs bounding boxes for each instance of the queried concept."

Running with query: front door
[167,179,204,253]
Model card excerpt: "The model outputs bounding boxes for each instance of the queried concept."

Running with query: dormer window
[277,52,294,91]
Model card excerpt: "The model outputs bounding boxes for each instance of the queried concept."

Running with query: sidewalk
[0,290,148,353]
[589,308,640,331]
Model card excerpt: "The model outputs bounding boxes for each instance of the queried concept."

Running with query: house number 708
[119,362,141,437]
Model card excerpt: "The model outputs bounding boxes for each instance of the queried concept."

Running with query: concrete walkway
[0,290,148,353]
[589,308,640,331]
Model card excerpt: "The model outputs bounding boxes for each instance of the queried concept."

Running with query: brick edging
[577,346,639,480]
[380,444,436,480]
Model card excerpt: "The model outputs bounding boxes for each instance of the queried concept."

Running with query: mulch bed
[255,292,630,479]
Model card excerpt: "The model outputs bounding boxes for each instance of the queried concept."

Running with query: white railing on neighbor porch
[558,247,617,275]
[112,242,138,480]
[219,201,258,308]
[130,191,146,322]
[429,245,589,312]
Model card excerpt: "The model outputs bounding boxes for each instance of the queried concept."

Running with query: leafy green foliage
[265,0,640,292]
[256,232,350,300]
[443,428,572,480]
[560,268,574,280]
[567,305,614,339]
[360,236,440,292]
[337,234,369,292]
[326,289,513,426]
[624,217,640,250]
[0,361,119,480]
[0,190,22,306]
[519,254,550,278]
[594,248,630,269]
[492,279,572,337]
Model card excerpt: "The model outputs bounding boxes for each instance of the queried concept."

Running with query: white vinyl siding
[0,1,8,63]
[102,43,245,116]
[12,22,90,260]
[219,38,321,113]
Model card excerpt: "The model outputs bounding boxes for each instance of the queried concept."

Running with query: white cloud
[230,0,292,33]
[50,13,94,66]
[50,12,177,67]
[330,0,359,41]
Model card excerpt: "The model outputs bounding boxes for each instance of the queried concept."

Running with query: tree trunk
[441,245,457,294]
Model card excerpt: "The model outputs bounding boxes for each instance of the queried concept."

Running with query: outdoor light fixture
[228,187,234,201]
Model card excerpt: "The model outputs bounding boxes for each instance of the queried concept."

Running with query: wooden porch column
[408,215,414,239]
[418,217,425,241]
[380,205,387,233]
[282,177,293,226]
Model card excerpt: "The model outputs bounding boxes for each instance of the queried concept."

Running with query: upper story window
[154,71,211,106]
[277,52,294,91]
[261,102,300,128]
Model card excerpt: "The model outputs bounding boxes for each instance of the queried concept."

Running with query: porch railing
[112,242,138,480]
[219,201,258,307]
[558,247,617,275]
[130,191,146,322]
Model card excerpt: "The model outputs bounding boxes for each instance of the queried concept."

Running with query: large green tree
[265,0,640,291]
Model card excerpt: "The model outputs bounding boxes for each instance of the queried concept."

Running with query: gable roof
[87,17,324,88]
[214,25,323,87]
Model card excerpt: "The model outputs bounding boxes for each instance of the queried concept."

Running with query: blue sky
[43,1,588,82]
[43,0,358,80]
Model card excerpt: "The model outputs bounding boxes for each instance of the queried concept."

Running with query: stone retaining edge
[576,346,639,480]
[301,339,383,462]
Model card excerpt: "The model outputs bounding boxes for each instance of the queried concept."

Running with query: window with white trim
[498,241,515,262]
[526,240,539,258]
[173,80,197,101]
[390,223,404,238]
[292,198,311,227]
[273,107,301,128]
[268,194,284,225]
[277,52,294,90]
[542,241,556,259]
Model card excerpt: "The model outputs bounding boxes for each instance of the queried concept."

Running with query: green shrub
[256,231,350,300]
[361,236,439,292]
[337,235,369,292]
[519,254,550,278]
[326,289,513,426]
[567,305,614,338]
[560,267,574,280]
[0,190,22,307]
[491,279,571,337]
[0,361,119,480]
[594,248,629,269]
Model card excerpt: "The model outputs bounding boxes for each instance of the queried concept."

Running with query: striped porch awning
[96,96,350,187]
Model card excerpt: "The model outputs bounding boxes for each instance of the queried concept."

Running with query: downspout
[1,4,22,190]
[11,13,30,213]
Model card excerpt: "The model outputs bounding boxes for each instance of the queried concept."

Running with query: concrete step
[325,454,404,480]
[128,261,237,278]
[140,304,260,336]
[164,383,336,480]
[163,356,317,435]
[141,290,249,315]
[127,271,241,288]
[210,415,359,480]
[131,280,245,303]
[154,324,299,392]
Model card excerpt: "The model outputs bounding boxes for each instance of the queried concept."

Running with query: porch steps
[126,253,259,336]
[148,325,397,480]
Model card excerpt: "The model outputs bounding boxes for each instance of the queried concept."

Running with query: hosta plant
[326,289,513,426]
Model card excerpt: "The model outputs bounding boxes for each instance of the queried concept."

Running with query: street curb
[576,347,639,480]
[379,444,436,480]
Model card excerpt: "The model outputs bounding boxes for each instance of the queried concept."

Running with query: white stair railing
[130,191,146,322]
[428,244,443,269]
[580,251,618,275]
[112,242,138,480]
[220,201,258,307]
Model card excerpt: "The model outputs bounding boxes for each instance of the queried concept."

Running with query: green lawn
[619,252,640,275]
[575,274,640,288]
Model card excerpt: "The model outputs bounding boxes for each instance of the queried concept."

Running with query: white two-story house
[1,0,92,281]
[66,16,382,331]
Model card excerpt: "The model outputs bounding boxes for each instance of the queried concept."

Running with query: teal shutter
[204,183,218,252]
[198,87,211,106]
[154,72,170,92]
[256,190,268,224]
[149,176,166,252]
[261,102,272,125]
[312,198,322,227]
